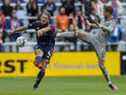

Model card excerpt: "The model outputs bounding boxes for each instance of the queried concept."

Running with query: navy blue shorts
[34,45,54,62]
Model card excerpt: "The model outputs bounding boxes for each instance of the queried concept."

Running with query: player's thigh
[95,44,106,61]
[34,48,45,69]
[39,50,53,69]
[43,49,54,64]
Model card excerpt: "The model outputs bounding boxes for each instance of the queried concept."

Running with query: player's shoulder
[32,21,41,25]
[29,20,42,29]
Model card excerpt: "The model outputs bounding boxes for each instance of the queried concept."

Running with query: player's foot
[108,83,118,91]
[33,83,39,90]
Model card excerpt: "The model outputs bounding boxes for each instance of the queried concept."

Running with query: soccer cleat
[33,83,39,90]
[108,83,118,91]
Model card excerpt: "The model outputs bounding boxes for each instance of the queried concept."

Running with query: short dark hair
[104,6,113,15]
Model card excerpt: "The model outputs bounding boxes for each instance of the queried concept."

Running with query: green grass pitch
[0,76,125,95]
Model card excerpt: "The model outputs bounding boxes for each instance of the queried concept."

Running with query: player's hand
[92,20,101,28]
[37,29,43,36]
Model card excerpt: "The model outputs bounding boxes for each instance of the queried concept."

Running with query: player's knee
[34,63,43,69]
[98,58,104,64]
[35,56,42,64]
[98,62,105,69]
[42,60,49,69]
[34,56,43,69]
[34,60,48,70]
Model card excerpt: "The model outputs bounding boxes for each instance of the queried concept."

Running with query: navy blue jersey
[28,21,56,52]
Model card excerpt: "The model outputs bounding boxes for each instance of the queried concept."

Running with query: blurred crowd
[0,0,126,52]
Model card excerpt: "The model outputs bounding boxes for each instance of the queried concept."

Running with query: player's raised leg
[57,30,91,42]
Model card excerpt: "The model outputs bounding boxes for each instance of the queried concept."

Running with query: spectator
[0,10,7,42]
[56,7,69,32]
[0,11,6,32]
[63,0,75,16]
[109,18,123,42]
[1,0,13,17]
[26,0,38,23]
[69,13,76,31]
[42,0,56,16]
[83,0,92,19]
[12,0,26,3]
[112,0,123,19]
[101,0,109,3]
[0,31,4,52]
[0,0,2,3]
[15,1,26,25]
[95,0,104,19]
[75,9,85,30]
[26,0,38,16]
[9,9,22,41]
[0,11,5,51]
[2,9,22,42]
[61,0,67,6]
[37,0,46,4]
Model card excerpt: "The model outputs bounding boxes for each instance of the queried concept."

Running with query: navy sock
[34,69,45,88]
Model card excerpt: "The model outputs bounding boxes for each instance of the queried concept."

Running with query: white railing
[0,2,82,7]
[3,40,126,52]
[3,41,74,52]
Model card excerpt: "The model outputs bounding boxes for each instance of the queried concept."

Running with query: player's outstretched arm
[14,26,28,32]
[37,26,51,37]
[56,20,78,38]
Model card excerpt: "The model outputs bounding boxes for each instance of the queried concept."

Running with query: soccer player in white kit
[57,5,118,91]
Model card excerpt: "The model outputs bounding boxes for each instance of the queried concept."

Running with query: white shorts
[81,31,107,60]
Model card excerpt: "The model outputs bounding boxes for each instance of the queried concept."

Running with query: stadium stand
[0,0,126,52]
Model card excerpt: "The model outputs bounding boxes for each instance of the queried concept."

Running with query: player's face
[40,14,49,25]
[104,11,111,19]
[5,0,10,5]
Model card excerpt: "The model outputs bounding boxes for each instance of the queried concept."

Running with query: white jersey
[101,19,116,36]
[84,19,116,60]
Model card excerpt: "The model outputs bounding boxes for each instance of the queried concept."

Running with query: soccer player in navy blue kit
[14,11,56,90]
